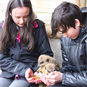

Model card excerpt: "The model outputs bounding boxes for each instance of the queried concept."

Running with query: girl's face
[10,6,30,27]
[59,19,80,39]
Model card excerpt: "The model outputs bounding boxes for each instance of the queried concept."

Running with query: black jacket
[0,19,53,79]
[60,8,87,87]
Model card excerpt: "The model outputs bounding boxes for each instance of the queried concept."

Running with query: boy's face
[62,27,80,39]
[59,19,80,39]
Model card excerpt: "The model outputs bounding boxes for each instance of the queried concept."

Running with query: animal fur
[38,54,60,69]
[41,63,60,75]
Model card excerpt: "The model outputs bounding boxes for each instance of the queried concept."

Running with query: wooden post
[74,0,80,7]
[80,0,86,8]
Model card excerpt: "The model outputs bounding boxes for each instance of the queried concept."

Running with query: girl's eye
[24,16,28,18]
[16,17,20,19]
[24,16,29,19]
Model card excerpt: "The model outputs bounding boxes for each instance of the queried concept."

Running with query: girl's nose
[20,18,24,24]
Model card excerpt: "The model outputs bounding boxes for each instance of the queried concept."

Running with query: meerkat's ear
[55,64,60,70]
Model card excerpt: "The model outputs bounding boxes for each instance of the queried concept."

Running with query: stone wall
[49,38,63,68]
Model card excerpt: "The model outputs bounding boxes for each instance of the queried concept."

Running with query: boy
[34,2,87,87]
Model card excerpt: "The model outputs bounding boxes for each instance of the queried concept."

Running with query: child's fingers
[34,79,42,84]
[27,77,35,83]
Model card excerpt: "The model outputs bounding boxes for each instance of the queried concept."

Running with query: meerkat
[29,62,60,87]
[41,63,60,75]
[38,54,60,69]
[37,63,60,87]
[30,63,59,87]
[29,55,61,87]
[37,54,60,73]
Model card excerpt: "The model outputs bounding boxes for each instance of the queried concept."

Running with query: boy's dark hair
[1,0,36,52]
[51,2,84,37]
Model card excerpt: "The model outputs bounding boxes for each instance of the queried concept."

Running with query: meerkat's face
[43,63,60,75]
[38,55,52,67]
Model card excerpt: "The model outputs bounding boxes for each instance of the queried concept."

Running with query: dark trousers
[0,77,39,87]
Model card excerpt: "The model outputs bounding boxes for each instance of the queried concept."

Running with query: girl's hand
[25,68,35,83]
[33,72,43,84]
[25,69,42,84]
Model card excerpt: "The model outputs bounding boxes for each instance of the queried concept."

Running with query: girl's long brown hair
[1,0,36,53]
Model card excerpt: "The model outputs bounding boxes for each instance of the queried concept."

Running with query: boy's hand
[34,72,47,84]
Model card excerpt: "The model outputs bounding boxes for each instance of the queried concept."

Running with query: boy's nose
[63,33,67,38]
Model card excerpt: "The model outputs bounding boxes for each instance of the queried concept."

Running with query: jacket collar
[33,21,38,29]
[78,23,87,38]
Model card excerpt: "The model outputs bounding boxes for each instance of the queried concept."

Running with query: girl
[0,0,53,87]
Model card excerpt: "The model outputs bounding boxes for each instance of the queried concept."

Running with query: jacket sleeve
[0,53,30,77]
[60,36,69,70]
[62,70,87,86]
[60,36,87,86]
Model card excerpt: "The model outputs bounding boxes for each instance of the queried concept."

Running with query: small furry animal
[38,54,60,69]
[30,63,60,87]
[30,55,61,87]
[37,63,60,87]
[37,55,60,87]
[40,63,60,75]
